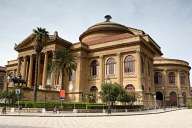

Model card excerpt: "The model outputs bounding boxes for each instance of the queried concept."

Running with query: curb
[0,108,182,117]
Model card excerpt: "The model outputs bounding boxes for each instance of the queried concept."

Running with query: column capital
[43,51,49,54]
[99,55,104,59]
[116,52,121,56]
[52,50,57,59]
[163,69,168,73]
[136,49,141,53]
[22,56,27,60]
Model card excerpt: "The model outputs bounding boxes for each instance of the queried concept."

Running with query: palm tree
[51,48,76,90]
[33,27,49,102]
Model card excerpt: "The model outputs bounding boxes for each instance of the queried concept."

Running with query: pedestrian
[53,106,57,113]
[2,106,6,114]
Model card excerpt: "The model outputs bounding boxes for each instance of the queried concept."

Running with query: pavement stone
[0,108,191,128]
[0,108,180,117]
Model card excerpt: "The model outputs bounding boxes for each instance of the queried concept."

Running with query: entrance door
[169,91,177,106]
[156,91,163,107]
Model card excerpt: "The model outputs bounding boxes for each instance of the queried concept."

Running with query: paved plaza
[0,109,191,128]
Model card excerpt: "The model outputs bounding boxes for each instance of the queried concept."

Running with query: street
[0,109,191,128]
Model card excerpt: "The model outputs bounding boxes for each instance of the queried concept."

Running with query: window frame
[154,72,162,85]
[168,72,176,85]
[124,55,135,73]
[106,57,116,75]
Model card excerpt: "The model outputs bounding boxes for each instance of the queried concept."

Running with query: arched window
[168,72,175,84]
[90,86,98,92]
[106,58,115,75]
[90,60,98,76]
[154,72,162,85]
[90,86,98,103]
[124,55,135,73]
[180,72,185,85]
[125,84,135,92]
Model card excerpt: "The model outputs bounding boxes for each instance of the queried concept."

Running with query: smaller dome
[79,15,134,45]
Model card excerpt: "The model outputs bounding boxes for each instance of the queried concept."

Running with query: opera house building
[5,16,191,108]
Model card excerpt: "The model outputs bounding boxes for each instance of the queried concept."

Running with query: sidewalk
[0,108,183,117]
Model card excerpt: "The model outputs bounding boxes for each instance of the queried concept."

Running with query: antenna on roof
[104,15,112,22]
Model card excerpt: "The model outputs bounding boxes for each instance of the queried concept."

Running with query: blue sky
[0,0,192,69]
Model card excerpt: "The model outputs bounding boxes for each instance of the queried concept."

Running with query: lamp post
[177,87,180,108]
[106,76,111,114]
[162,86,166,110]
[152,92,156,110]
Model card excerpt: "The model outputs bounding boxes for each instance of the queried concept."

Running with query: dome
[79,15,134,45]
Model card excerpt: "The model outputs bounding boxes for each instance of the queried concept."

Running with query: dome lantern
[104,15,112,22]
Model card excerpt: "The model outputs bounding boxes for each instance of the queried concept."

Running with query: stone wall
[21,88,59,101]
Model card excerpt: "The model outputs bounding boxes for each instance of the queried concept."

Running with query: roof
[81,33,137,46]
[153,56,190,68]
[79,20,136,45]
[15,32,72,51]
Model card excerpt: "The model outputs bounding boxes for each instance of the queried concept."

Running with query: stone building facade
[0,66,6,91]
[5,16,191,107]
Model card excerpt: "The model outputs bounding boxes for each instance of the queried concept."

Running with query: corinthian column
[17,57,21,76]
[22,56,27,79]
[51,51,56,86]
[42,52,48,88]
[27,55,33,87]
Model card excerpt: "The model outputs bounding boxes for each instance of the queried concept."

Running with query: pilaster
[42,52,48,88]
[116,53,122,85]
[136,49,142,91]
[99,55,104,85]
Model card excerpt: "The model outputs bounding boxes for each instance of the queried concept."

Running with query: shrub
[100,82,136,105]
[187,101,192,109]
[100,82,121,103]
[18,101,105,110]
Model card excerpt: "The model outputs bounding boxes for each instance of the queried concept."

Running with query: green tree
[33,27,49,102]
[51,48,76,89]
[100,82,136,105]
[117,88,130,104]
[117,87,136,105]
[100,82,121,104]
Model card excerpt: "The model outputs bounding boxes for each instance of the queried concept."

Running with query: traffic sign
[60,90,65,99]
[15,89,21,95]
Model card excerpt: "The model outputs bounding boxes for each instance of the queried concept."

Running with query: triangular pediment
[14,33,36,51]
[15,32,72,52]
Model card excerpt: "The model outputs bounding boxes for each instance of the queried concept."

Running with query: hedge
[18,101,105,110]
[0,101,144,110]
